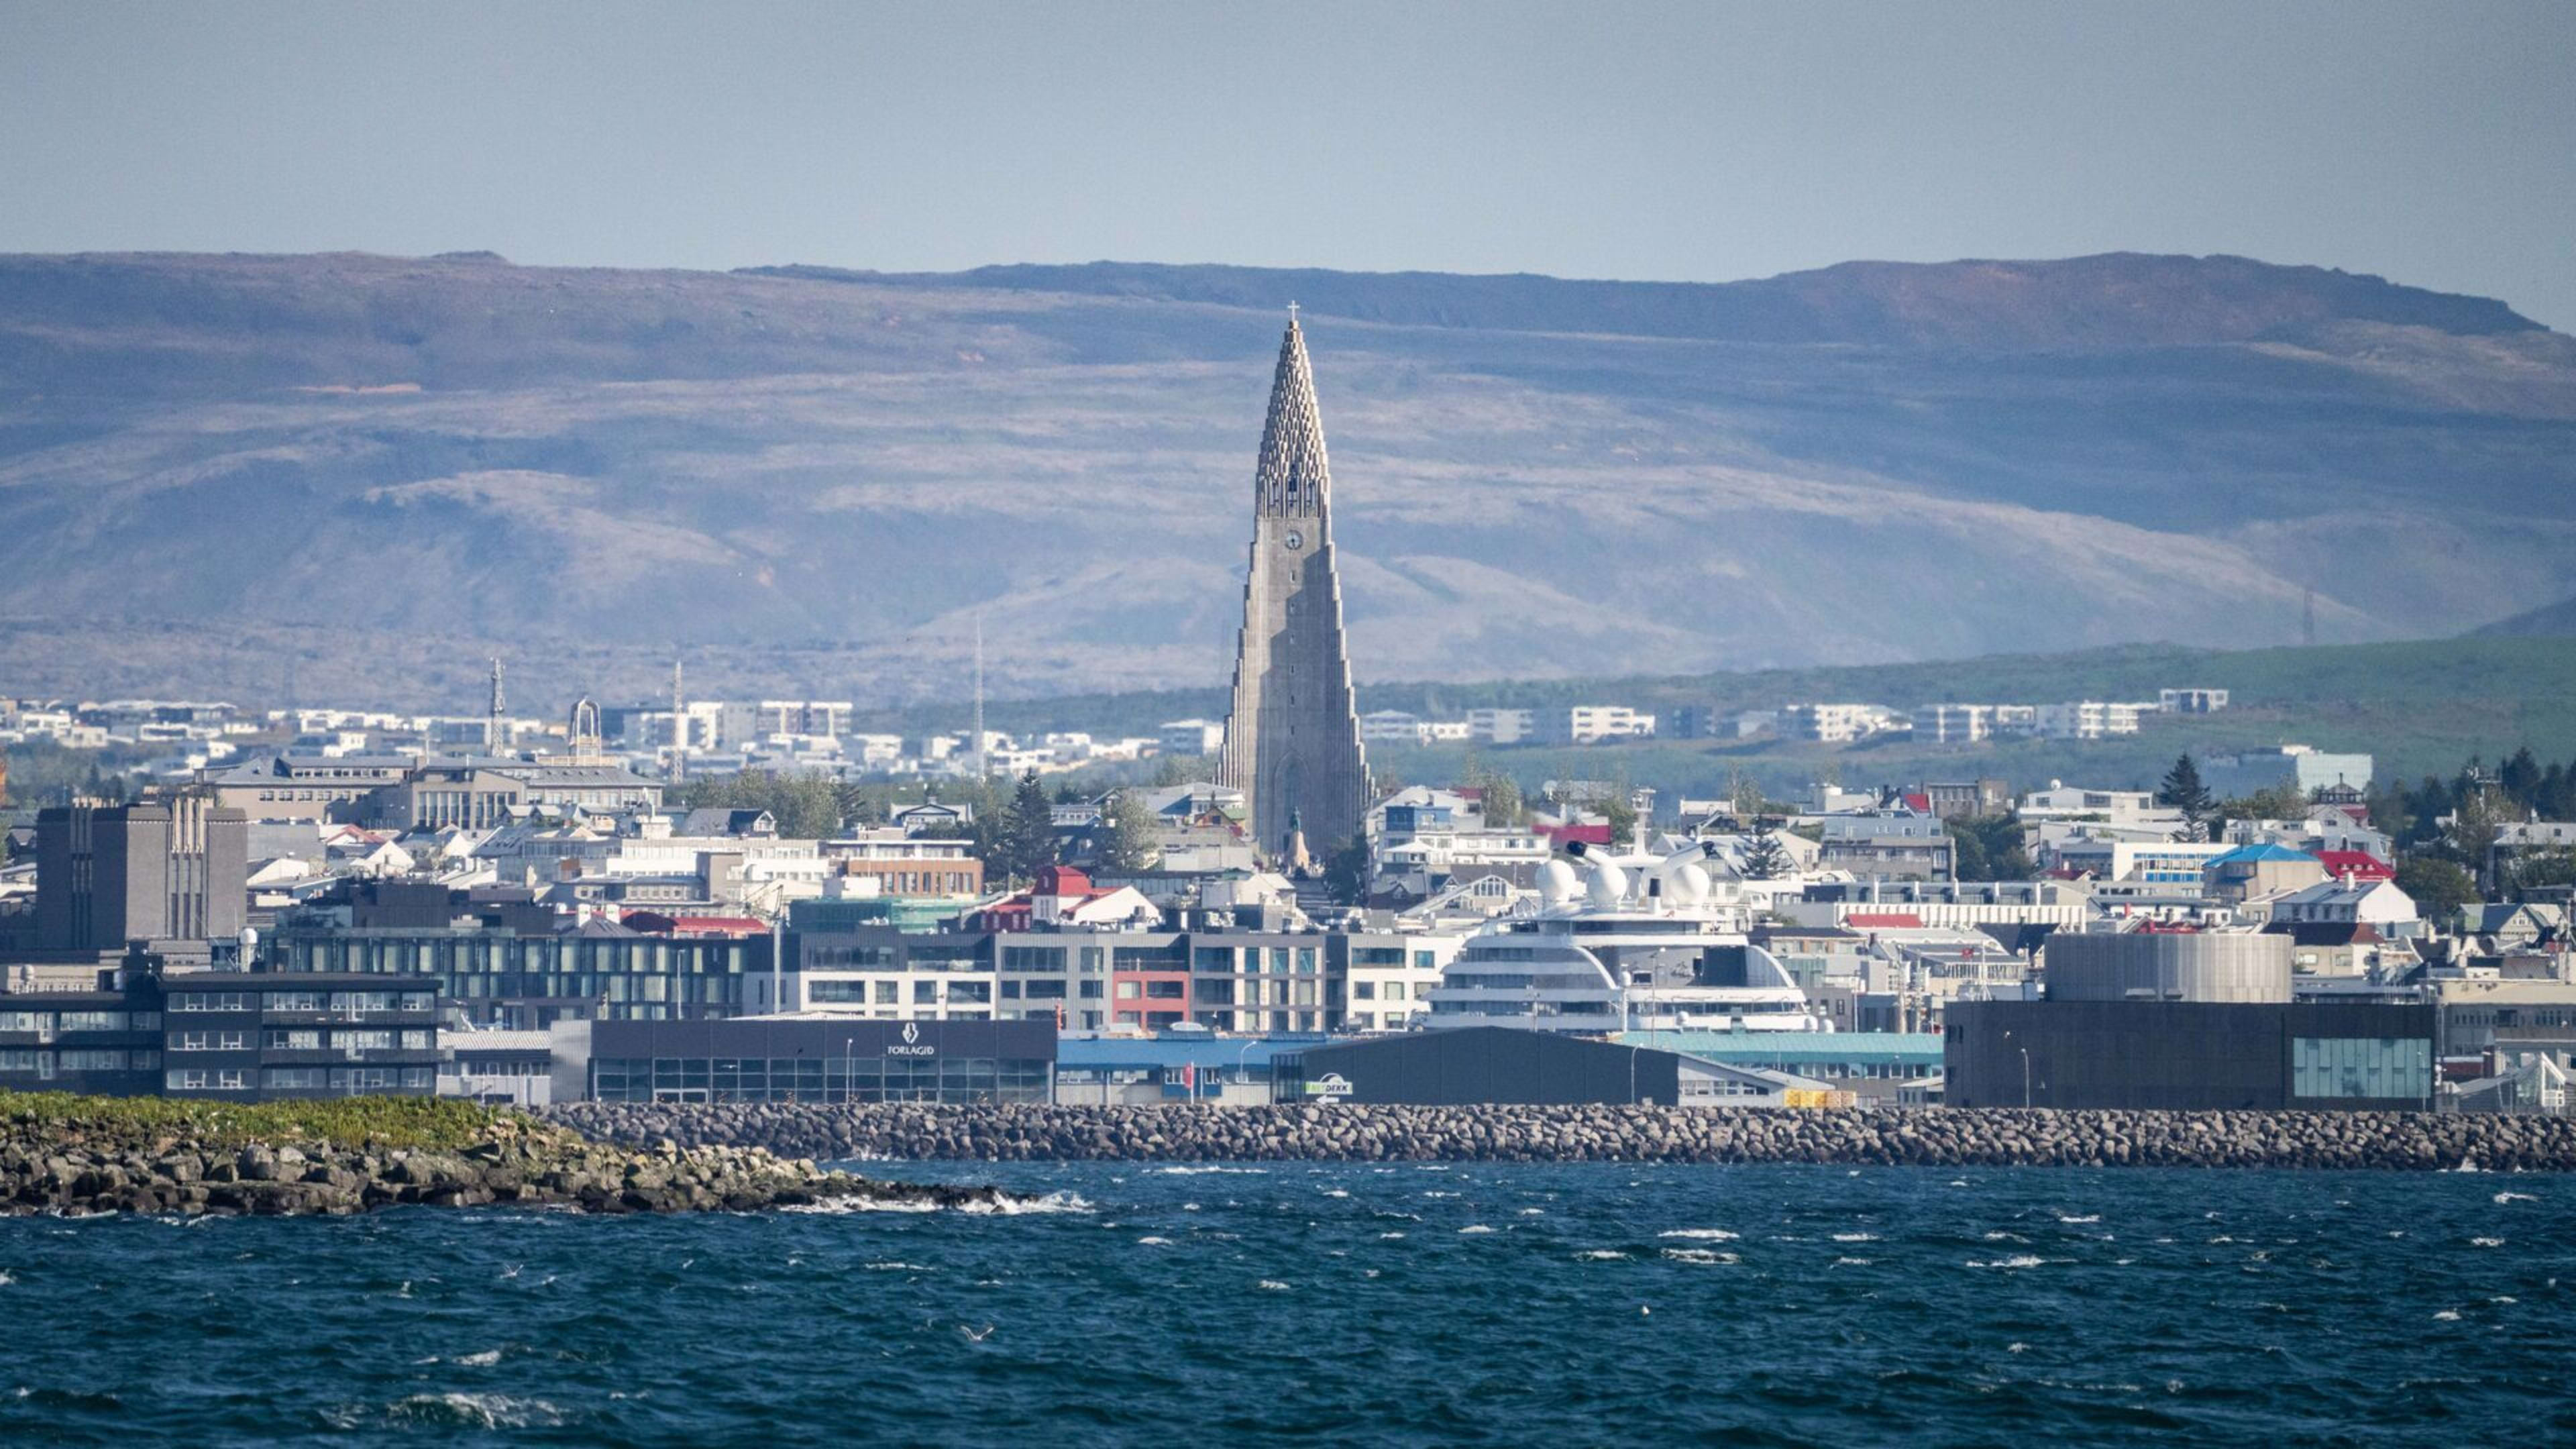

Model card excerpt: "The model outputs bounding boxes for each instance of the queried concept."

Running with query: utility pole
[487,657,506,753]
[2302,587,2317,648]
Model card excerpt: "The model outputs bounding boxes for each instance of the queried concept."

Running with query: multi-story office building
[34,794,248,960]
[0,957,439,1101]
[277,924,769,1028]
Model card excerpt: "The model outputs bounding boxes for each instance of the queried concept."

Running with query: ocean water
[2,1162,2570,1445]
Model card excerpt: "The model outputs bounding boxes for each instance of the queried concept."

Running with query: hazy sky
[5,1,2572,328]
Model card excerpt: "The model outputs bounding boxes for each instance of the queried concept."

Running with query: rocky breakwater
[0,1092,1025,1216]
[547,1101,2576,1172]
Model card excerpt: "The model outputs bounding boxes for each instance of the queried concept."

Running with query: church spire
[1253,313,1332,520]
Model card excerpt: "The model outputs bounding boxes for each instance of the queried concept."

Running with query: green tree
[2219,782,2309,827]
[1097,790,1161,873]
[2394,857,2480,918]
[1740,826,1792,880]
[2156,753,2216,840]
[1601,792,1638,850]
[2508,847,2576,898]
[1949,814,2035,881]
[1322,837,1371,904]
[998,769,1059,884]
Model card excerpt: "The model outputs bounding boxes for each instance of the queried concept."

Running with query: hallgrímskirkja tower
[1218,311,1370,861]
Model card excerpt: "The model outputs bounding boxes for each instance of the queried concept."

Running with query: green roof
[1614,1030,1943,1067]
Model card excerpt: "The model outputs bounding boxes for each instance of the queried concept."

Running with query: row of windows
[166,1066,434,1091]
[0,1049,160,1074]
[170,1029,432,1052]
[170,991,435,1014]
[0,1011,159,1033]
[591,1056,1051,1106]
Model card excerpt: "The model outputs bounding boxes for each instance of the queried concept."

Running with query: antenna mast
[670,655,686,783]
[487,657,506,752]
[971,614,987,782]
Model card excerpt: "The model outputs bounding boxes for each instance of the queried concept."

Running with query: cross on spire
[1287,301,1299,324]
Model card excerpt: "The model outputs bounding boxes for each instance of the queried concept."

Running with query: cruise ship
[1424,841,1830,1035]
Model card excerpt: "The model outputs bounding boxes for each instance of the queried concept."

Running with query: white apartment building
[1545,705,1657,744]
[1782,703,1898,743]
[1360,710,1434,745]
[2159,688,2230,713]
[2035,700,2149,740]
[1915,703,1993,744]
[1466,708,1536,745]
[1158,718,1226,755]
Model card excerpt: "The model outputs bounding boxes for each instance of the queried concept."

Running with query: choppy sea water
[1,1162,2571,1444]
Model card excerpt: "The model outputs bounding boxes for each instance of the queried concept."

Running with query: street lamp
[2003,1029,2031,1110]
[1237,1036,1258,1102]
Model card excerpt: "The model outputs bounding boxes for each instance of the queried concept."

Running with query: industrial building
[1947,927,2433,1110]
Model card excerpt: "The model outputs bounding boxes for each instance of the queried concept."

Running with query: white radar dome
[1587,861,1629,907]
[1537,859,1580,906]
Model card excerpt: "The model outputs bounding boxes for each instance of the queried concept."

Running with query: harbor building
[582,1017,1053,1105]
[1946,927,2433,1110]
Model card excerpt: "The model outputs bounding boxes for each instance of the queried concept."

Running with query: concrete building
[2204,746,2373,798]
[1817,816,1955,881]
[2043,929,2291,1004]
[1945,999,2434,1110]
[1464,708,1536,745]
[35,795,248,959]
[1215,316,1371,858]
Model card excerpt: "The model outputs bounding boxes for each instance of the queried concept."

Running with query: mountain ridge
[0,248,2568,705]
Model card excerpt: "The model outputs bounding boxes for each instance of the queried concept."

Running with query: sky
[4,0,2572,329]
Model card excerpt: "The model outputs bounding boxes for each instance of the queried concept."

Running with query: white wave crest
[1966,1255,2047,1270]
[388,1393,566,1429]
[1257,1279,1293,1291]
[1457,1224,1496,1234]
[1658,1229,1738,1241]
[1660,1248,1737,1265]
[1574,1250,1629,1261]
[1831,1233,1878,1242]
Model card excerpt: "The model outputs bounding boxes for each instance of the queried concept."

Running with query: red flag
[1183,1062,1197,1093]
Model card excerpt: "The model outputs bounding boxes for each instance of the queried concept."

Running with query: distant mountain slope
[0,250,2569,708]
[771,252,2544,349]
[2471,594,2576,638]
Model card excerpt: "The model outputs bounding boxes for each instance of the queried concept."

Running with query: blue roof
[1056,1035,1314,1069]
[1613,1030,1944,1067]
[2208,843,2318,866]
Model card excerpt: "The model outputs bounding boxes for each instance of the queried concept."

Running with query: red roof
[1536,823,1613,847]
[2316,851,2394,881]
[1846,912,1923,928]
[1901,793,1931,813]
